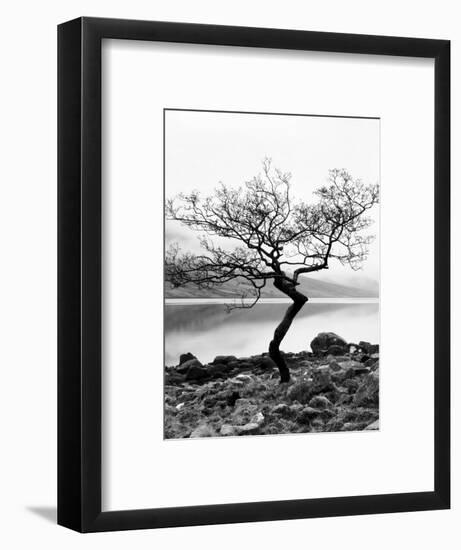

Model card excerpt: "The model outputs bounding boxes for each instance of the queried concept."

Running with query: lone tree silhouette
[166,160,379,383]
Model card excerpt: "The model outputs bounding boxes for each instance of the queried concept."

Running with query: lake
[165,298,379,366]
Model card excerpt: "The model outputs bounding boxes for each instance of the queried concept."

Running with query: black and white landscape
[164,109,380,439]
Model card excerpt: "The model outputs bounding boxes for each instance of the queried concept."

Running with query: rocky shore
[164,333,379,439]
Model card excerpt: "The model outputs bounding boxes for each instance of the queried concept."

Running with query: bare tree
[166,160,379,382]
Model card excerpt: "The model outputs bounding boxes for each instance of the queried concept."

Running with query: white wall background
[0,1,457,548]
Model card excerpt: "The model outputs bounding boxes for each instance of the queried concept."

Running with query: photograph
[164,109,380,439]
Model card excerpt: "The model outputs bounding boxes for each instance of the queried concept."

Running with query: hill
[165,274,378,299]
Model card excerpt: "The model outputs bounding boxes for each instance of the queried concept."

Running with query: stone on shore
[190,423,216,438]
[310,332,348,356]
[177,357,203,374]
[179,352,196,365]
[164,338,380,439]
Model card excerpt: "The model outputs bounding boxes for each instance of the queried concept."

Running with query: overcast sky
[165,109,380,285]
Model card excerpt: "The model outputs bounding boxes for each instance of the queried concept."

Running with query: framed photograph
[58,17,450,532]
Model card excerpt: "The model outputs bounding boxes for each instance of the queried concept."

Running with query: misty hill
[165,274,378,299]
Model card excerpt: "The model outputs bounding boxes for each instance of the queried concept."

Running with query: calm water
[165,299,379,366]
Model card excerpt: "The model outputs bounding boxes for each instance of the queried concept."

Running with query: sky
[165,109,380,286]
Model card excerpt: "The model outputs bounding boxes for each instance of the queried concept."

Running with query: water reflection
[165,301,379,365]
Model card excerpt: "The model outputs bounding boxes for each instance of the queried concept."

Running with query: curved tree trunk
[269,278,308,383]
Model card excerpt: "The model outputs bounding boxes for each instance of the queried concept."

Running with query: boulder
[327,344,346,356]
[296,406,322,424]
[178,357,203,374]
[340,422,366,432]
[238,412,265,435]
[353,371,379,406]
[179,352,196,366]
[365,419,380,430]
[212,355,237,365]
[231,398,258,420]
[220,424,238,436]
[164,372,186,385]
[190,423,216,438]
[201,388,239,408]
[256,356,277,370]
[333,360,369,379]
[185,364,208,381]
[343,378,360,394]
[235,361,254,371]
[271,403,301,419]
[287,381,312,404]
[370,360,379,372]
[308,395,332,409]
[220,412,264,436]
[327,359,342,372]
[310,332,348,356]
[358,341,379,355]
[234,374,253,383]
[311,366,335,393]
[364,356,379,368]
[287,368,336,404]
[207,362,232,379]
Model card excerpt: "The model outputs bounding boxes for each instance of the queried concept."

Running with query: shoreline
[165,297,379,305]
[164,338,379,439]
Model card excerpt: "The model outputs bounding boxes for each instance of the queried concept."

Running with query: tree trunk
[269,278,308,383]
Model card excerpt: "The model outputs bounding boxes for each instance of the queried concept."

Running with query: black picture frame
[58,16,450,533]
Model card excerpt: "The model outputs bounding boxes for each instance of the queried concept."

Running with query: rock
[164,372,186,385]
[348,343,359,354]
[207,362,232,379]
[334,360,369,378]
[364,356,379,368]
[190,423,216,438]
[308,395,332,409]
[343,378,360,394]
[353,371,379,406]
[310,419,325,430]
[239,412,265,434]
[359,341,379,355]
[310,332,347,356]
[347,365,370,377]
[185,364,208,381]
[328,359,342,372]
[287,381,312,404]
[179,352,196,366]
[220,424,238,436]
[256,356,276,370]
[223,390,241,407]
[178,357,203,374]
[176,402,185,411]
[234,374,253,383]
[370,362,379,373]
[271,403,300,419]
[341,422,364,432]
[358,341,371,352]
[327,344,346,356]
[235,361,254,371]
[296,406,321,424]
[365,419,380,430]
[212,355,237,365]
[311,366,335,393]
[228,378,244,387]
[220,412,264,436]
[231,398,259,423]
[326,419,345,432]
[336,393,353,405]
